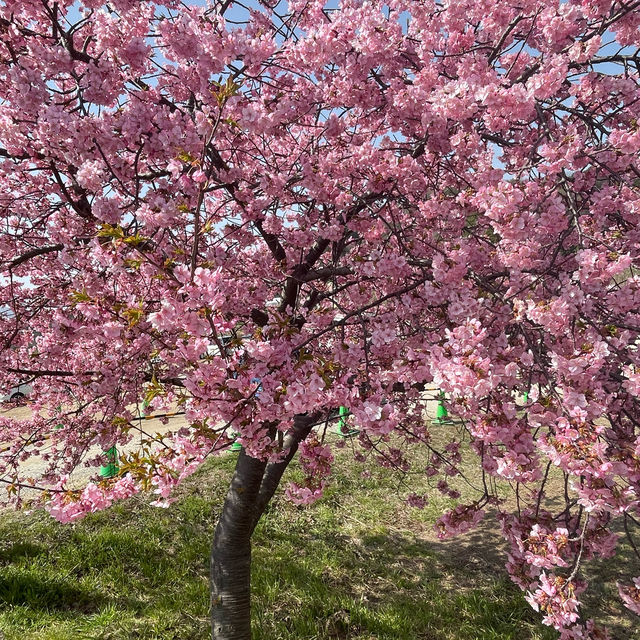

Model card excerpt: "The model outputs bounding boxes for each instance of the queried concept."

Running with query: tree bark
[210,450,267,640]
[210,412,322,639]
[250,413,318,533]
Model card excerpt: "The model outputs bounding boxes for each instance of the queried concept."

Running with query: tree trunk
[210,450,267,640]
[210,413,322,640]
[250,414,318,533]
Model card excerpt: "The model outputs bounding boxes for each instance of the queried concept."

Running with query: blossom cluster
[1,0,640,634]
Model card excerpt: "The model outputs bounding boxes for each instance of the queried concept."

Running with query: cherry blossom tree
[2,1,640,638]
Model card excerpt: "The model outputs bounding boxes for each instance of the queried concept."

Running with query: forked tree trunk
[210,414,318,640]
[210,449,267,640]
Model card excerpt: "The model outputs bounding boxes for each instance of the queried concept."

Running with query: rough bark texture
[210,413,321,639]
[250,413,319,533]
[210,450,267,640]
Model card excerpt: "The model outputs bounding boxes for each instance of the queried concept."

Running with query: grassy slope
[0,445,631,640]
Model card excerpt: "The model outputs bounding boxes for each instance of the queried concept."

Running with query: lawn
[0,442,634,640]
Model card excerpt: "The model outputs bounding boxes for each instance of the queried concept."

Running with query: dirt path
[0,403,189,498]
[1,388,444,501]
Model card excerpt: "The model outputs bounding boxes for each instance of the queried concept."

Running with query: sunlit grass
[0,445,628,639]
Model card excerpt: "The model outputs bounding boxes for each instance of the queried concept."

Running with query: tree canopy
[2,1,640,637]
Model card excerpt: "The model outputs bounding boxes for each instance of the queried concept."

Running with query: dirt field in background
[0,389,443,497]
[0,402,189,497]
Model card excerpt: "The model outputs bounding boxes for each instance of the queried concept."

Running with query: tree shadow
[0,533,147,616]
[252,521,556,640]
[423,517,508,584]
[0,540,105,612]
[0,541,46,564]
[424,517,640,640]
[0,573,106,613]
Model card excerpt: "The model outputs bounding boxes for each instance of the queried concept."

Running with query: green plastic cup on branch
[99,445,119,478]
[432,392,453,425]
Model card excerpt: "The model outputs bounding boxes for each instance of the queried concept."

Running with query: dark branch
[8,244,63,270]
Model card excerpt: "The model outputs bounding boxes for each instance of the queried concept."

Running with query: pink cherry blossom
[1,1,640,636]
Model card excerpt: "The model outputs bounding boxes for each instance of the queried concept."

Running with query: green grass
[0,446,626,640]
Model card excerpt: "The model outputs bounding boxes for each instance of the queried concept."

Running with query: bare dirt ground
[1,388,443,494]
[0,402,189,499]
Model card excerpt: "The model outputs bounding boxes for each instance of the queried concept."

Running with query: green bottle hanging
[432,392,453,425]
[337,406,359,438]
[99,445,119,478]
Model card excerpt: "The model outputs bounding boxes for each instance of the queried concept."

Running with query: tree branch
[7,244,63,270]
[250,411,322,533]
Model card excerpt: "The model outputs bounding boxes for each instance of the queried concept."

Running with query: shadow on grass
[0,515,174,622]
[0,450,636,640]
[0,538,108,613]
[0,541,46,564]
[424,517,640,640]
[424,518,508,582]
[0,572,106,613]
[252,518,556,640]
[578,530,640,640]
